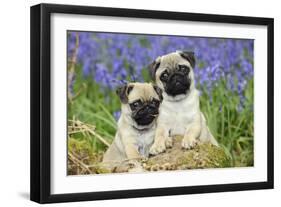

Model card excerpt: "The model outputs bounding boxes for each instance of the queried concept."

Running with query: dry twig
[68,151,93,174]
[68,118,110,147]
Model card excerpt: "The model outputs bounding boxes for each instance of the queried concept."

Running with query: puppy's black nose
[175,81,181,87]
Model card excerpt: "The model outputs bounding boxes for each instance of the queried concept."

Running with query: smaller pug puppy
[148,51,218,155]
[102,82,163,165]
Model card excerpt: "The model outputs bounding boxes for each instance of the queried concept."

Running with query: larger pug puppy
[148,51,218,155]
[103,82,163,164]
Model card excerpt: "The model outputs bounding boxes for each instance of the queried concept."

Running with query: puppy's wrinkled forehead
[128,83,158,102]
[159,52,191,71]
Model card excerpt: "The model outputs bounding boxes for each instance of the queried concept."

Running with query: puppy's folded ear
[178,51,195,68]
[153,85,163,102]
[116,84,134,103]
[148,57,161,81]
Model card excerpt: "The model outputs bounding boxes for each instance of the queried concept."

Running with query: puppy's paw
[165,136,173,148]
[128,160,146,173]
[128,166,146,173]
[149,139,166,155]
[182,137,198,149]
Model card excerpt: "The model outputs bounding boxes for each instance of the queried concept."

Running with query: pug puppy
[102,82,163,164]
[148,51,218,155]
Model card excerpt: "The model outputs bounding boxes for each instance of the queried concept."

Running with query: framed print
[30,3,274,203]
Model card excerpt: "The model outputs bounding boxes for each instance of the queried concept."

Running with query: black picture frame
[30,3,274,204]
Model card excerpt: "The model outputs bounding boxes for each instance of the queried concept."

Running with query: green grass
[68,67,253,167]
[199,79,253,166]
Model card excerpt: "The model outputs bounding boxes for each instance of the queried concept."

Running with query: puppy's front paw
[149,139,166,155]
[165,136,173,148]
[127,160,146,173]
[182,137,198,149]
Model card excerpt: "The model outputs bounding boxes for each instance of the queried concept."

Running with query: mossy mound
[143,136,231,171]
[68,138,104,175]
[68,136,231,174]
[100,136,231,173]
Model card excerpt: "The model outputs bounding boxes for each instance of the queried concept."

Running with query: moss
[95,165,112,174]
[143,136,231,171]
[69,136,231,174]
[68,138,104,175]
[69,137,95,155]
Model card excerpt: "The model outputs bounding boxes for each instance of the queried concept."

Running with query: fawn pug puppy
[103,82,163,164]
[148,51,218,155]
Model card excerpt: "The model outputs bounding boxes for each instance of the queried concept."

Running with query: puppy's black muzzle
[165,72,190,96]
[133,104,159,126]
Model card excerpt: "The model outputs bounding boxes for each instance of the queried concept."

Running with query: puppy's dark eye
[178,65,190,74]
[160,71,169,82]
[129,100,142,110]
[151,99,160,107]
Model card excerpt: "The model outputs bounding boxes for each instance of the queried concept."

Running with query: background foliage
[67,31,254,173]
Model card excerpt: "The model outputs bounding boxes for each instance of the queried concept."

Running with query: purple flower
[113,111,121,121]
[67,31,254,112]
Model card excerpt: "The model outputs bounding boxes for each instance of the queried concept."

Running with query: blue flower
[113,111,121,121]
[67,31,254,113]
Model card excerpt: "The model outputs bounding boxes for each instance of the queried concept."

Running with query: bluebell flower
[67,31,254,113]
[113,111,121,121]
